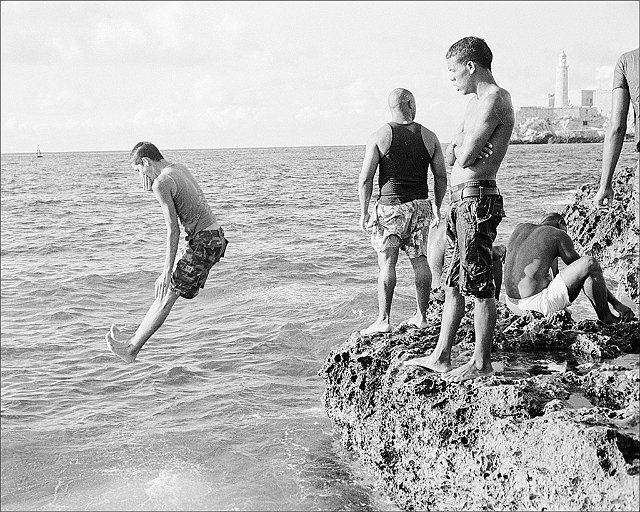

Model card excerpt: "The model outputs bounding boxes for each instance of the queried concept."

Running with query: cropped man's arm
[358,134,381,231]
[596,87,630,204]
[430,138,447,210]
[453,96,501,168]
[153,177,180,298]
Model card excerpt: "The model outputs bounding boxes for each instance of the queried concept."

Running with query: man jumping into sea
[106,142,227,362]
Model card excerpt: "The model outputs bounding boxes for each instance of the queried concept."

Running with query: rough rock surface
[320,302,640,510]
[561,165,639,306]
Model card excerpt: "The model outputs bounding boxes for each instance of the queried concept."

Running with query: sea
[1,142,638,511]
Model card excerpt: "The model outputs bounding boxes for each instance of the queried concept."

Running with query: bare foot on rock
[360,319,392,336]
[404,355,452,373]
[105,324,136,363]
[442,361,494,382]
[404,313,429,329]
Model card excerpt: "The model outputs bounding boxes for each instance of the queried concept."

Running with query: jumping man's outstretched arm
[152,174,180,298]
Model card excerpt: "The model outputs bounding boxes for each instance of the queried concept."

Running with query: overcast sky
[1,1,638,153]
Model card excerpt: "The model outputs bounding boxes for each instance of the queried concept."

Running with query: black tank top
[378,122,431,205]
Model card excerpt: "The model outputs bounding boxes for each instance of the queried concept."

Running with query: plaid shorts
[171,228,228,299]
[370,199,432,258]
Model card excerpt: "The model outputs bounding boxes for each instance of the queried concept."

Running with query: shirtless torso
[504,223,569,299]
[447,85,514,187]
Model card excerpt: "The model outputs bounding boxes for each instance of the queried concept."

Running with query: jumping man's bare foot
[105,324,137,363]
[359,319,392,335]
[404,355,452,373]
[442,361,494,382]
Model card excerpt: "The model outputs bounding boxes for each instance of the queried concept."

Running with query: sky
[1,1,638,153]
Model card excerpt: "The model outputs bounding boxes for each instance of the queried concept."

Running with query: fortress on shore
[511,51,633,143]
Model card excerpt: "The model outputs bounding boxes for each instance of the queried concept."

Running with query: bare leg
[427,223,446,290]
[560,256,618,324]
[404,285,464,371]
[106,290,181,362]
[405,255,432,328]
[443,297,496,382]
[361,242,399,335]
[492,245,506,300]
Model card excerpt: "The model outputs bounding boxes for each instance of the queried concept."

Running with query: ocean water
[1,142,638,511]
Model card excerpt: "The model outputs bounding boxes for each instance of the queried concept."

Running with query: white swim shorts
[505,273,572,316]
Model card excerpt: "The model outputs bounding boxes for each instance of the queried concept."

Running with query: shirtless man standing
[406,36,514,382]
[359,88,447,334]
[106,142,227,362]
[504,213,634,323]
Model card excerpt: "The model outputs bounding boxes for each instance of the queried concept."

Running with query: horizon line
[0,143,367,156]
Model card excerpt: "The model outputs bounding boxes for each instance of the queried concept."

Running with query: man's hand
[430,202,441,228]
[155,270,172,299]
[476,141,493,159]
[451,133,493,162]
[452,131,465,146]
[360,212,372,233]
[594,185,614,207]
[613,301,635,322]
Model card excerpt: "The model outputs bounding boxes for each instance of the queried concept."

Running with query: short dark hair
[446,36,493,71]
[130,142,164,165]
[539,212,567,230]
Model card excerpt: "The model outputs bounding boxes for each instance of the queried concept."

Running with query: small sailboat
[36,146,43,158]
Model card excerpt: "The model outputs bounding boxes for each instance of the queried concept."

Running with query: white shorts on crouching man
[505,274,572,316]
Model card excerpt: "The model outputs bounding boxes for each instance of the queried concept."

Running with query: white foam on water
[144,468,213,511]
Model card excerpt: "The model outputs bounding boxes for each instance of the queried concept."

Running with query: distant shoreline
[510,134,635,145]
[3,140,638,156]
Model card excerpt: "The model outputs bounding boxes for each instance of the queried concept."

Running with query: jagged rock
[321,166,639,509]
[320,302,640,511]
[582,363,640,410]
[561,165,639,306]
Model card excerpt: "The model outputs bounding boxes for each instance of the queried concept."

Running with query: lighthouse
[555,51,569,107]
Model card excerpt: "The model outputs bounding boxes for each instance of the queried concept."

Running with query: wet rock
[583,362,640,410]
[321,167,639,509]
[320,305,640,510]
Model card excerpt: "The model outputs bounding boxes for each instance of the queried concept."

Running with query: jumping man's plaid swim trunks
[171,228,228,299]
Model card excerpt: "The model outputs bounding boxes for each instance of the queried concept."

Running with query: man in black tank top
[358,88,447,335]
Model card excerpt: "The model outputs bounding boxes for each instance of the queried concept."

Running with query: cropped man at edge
[594,47,639,210]
[358,88,447,335]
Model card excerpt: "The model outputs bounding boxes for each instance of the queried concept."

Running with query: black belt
[450,180,500,203]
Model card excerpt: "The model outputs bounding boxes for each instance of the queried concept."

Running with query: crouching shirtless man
[503,213,634,323]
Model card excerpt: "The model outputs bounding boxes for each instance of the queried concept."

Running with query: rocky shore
[320,167,639,510]
[509,117,607,144]
[562,165,639,306]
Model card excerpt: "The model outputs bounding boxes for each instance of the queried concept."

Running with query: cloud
[1,2,266,67]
